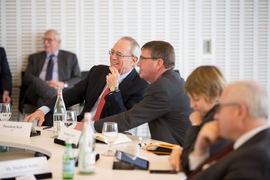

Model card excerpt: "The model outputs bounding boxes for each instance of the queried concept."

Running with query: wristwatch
[64,82,68,88]
[109,86,119,93]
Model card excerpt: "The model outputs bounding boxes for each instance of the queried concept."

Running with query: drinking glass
[102,122,118,156]
[0,103,11,121]
[64,110,77,129]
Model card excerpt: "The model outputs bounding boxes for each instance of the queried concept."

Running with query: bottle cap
[57,89,62,96]
[84,112,92,122]
[65,138,73,144]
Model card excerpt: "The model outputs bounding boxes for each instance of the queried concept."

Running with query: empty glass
[102,122,118,156]
[0,103,11,121]
[64,110,77,129]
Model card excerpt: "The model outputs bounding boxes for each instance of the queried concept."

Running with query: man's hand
[46,80,65,90]
[189,111,203,125]
[2,91,11,103]
[24,110,45,127]
[74,122,84,131]
[106,66,120,89]
[169,147,183,172]
[192,121,220,156]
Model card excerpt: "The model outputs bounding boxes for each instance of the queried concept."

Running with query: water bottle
[0,146,7,152]
[53,89,66,138]
[62,139,75,179]
[78,112,96,174]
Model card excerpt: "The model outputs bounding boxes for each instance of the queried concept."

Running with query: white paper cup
[121,145,140,156]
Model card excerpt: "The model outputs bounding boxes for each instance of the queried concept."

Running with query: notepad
[94,133,132,144]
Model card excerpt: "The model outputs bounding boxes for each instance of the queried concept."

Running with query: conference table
[0,126,186,180]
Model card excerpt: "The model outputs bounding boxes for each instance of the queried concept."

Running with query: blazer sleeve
[181,125,201,174]
[94,81,171,132]
[62,53,81,87]
[0,48,12,94]
[23,54,44,85]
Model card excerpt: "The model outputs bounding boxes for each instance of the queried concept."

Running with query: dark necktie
[187,143,234,179]
[93,88,110,120]
[45,54,55,80]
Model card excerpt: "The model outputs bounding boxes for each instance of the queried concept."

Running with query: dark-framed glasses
[139,56,158,61]
[108,50,133,58]
[42,37,57,43]
[215,103,239,113]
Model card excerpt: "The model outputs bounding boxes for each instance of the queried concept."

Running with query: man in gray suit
[188,80,270,180]
[94,41,193,145]
[21,29,81,109]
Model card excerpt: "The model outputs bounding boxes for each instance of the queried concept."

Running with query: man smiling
[93,40,193,145]
[24,36,149,126]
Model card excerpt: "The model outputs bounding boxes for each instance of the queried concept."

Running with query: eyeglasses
[42,37,57,43]
[215,103,239,113]
[139,56,158,61]
[108,50,133,58]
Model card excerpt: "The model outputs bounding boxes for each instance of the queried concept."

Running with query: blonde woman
[169,65,231,175]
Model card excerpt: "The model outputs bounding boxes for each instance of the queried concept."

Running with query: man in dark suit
[188,80,270,180]
[21,29,81,109]
[0,47,12,103]
[94,41,193,145]
[24,36,149,126]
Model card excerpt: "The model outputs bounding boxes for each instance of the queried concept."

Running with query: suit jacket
[20,50,81,109]
[43,65,149,126]
[23,50,81,86]
[0,47,12,102]
[94,69,193,145]
[181,105,231,175]
[190,128,270,180]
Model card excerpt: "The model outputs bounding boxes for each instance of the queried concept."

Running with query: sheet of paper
[94,133,132,144]
[16,174,36,180]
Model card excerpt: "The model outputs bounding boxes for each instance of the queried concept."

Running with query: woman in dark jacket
[169,65,231,175]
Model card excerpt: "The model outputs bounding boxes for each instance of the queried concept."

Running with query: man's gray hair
[45,29,61,41]
[119,36,140,58]
[228,80,269,119]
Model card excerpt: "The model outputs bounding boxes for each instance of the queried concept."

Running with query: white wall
[0,0,269,132]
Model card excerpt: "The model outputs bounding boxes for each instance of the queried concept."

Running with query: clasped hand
[106,66,120,88]
[192,121,221,156]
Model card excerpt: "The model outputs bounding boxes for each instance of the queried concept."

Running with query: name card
[58,126,82,145]
[0,157,48,179]
[0,121,32,137]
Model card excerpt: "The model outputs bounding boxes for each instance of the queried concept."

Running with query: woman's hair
[185,65,227,102]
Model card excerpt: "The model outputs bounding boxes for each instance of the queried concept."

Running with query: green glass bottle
[62,139,75,179]
[0,146,8,152]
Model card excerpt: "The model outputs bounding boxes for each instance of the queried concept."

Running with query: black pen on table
[43,126,53,130]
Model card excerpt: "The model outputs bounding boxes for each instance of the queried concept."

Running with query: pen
[43,126,53,130]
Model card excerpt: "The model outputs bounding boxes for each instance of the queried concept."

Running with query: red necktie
[187,143,234,179]
[93,88,110,120]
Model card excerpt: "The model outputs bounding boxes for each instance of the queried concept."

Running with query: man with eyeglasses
[93,40,193,145]
[21,29,81,113]
[187,80,270,180]
[24,36,149,126]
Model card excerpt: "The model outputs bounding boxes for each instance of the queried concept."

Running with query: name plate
[58,126,81,145]
[0,157,48,179]
[0,121,32,137]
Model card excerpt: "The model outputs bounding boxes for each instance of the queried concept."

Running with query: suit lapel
[118,68,137,91]
[100,68,138,117]
[36,52,47,76]
[57,50,65,81]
